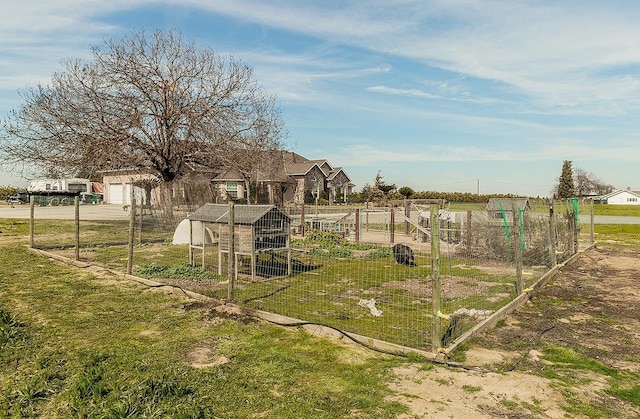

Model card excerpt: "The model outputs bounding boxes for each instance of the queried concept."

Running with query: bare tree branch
[0,29,287,185]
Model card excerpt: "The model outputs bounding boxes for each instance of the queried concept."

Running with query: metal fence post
[430,204,442,352]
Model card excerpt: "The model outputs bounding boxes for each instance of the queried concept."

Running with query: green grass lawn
[0,236,409,418]
[3,217,639,417]
[594,224,640,248]
[13,218,574,351]
[592,203,640,216]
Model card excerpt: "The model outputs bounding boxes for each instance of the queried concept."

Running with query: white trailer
[27,178,92,194]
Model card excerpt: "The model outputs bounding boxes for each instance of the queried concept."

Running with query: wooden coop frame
[187,204,292,281]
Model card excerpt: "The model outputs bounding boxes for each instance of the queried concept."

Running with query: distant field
[592,204,640,216]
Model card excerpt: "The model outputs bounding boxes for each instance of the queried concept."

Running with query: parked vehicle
[6,191,29,205]
[27,178,92,194]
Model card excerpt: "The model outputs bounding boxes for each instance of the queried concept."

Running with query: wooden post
[137,202,143,244]
[389,208,395,244]
[590,198,595,245]
[465,210,472,250]
[287,233,292,277]
[575,199,581,249]
[29,195,35,248]
[74,196,80,261]
[404,199,410,236]
[300,204,305,237]
[354,208,360,242]
[430,204,442,352]
[126,196,136,275]
[513,204,523,295]
[549,203,557,267]
[189,220,194,266]
[227,199,235,301]
[202,222,206,269]
[568,204,576,255]
[366,206,369,231]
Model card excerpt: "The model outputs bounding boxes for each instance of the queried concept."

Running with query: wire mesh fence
[27,196,594,354]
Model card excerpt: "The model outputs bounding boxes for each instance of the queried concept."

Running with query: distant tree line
[348,188,521,205]
[0,185,19,201]
[347,171,523,205]
[345,164,616,206]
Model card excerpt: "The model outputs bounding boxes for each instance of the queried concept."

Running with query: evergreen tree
[374,170,396,198]
[557,160,575,199]
[398,186,414,199]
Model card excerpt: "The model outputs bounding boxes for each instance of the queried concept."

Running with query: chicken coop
[187,203,292,281]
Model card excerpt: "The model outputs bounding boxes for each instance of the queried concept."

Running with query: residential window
[628,197,637,202]
[226,181,238,198]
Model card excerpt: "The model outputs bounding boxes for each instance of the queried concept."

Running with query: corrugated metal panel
[188,204,290,224]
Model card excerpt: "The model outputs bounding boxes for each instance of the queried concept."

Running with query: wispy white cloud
[181,0,640,116]
[0,1,131,92]
[367,85,516,106]
[324,135,640,168]
[5,1,640,116]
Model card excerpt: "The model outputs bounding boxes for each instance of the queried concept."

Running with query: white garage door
[108,184,124,204]
[108,184,139,205]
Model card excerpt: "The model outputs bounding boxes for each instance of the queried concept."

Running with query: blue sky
[2,1,640,197]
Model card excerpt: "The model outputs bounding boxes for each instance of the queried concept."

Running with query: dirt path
[389,246,640,418]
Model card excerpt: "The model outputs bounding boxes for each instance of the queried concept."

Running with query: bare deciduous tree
[552,163,614,198]
[574,168,614,197]
[0,29,286,202]
[215,95,287,203]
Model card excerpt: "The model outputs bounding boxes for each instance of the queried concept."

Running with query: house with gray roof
[212,151,353,206]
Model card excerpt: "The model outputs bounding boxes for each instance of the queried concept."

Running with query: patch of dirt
[381,276,497,300]
[202,303,258,324]
[454,261,515,277]
[389,364,567,418]
[391,246,640,418]
[474,246,640,374]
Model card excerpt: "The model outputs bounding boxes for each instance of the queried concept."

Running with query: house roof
[309,159,333,171]
[600,189,640,200]
[486,198,530,211]
[327,167,352,183]
[188,204,290,224]
[212,169,244,181]
[285,161,328,177]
